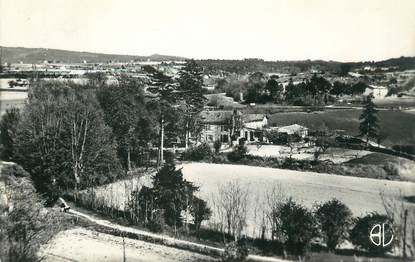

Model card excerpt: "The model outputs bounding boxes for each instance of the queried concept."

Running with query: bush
[182,143,213,161]
[279,198,317,255]
[350,213,394,255]
[227,145,248,162]
[315,199,353,251]
[222,239,249,261]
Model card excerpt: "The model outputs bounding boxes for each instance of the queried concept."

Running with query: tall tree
[0,108,20,160]
[97,76,153,170]
[359,94,379,147]
[14,81,121,202]
[143,65,180,166]
[177,60,206,148]
[265,78,284,103]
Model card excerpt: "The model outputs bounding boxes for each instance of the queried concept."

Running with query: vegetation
[315,199,353,251]
[128,161,212,235]
[350,213,394,255]
[0,108,21,161]
[11,81,122,203]
[227,145,248,162]
[279,198,317,255]
[96,76,157,170]
[182,143,213,161]
[0,164,68,262]
[359,94,379,146]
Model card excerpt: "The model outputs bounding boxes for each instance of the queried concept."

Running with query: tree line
[217,73,369,106]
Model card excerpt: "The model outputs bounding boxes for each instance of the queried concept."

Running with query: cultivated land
[180,163,415,236]
[268,109,415,147]
[85,163,415,239]
[41,228,217,262]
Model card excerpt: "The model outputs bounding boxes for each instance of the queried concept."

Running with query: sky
[0,0,414,62]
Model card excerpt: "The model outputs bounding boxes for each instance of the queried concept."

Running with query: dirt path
[64,208,290,262]
[41,227,216,262]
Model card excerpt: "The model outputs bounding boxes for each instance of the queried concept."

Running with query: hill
[0,46,187,63]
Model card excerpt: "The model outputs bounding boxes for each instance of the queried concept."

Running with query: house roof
[276,124,308,133]
[199,111,267,125]
[242,114,267,123]
[199,110,233,124]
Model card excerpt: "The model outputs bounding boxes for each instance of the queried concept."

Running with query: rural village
[1,1,415,262]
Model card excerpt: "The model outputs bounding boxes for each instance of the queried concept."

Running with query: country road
[52,207,291,262]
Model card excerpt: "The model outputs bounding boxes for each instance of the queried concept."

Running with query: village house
[364,85,388,98]
[198,110,268,145]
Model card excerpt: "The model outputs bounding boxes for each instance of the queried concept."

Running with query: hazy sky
[1,0,414,61]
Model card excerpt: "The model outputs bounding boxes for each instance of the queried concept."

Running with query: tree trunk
[185,120,189,149]
[127,144,131,171]
[158,114,164,167]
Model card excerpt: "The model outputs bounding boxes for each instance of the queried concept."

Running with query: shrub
[350,213,394,255]
[222,239,249,261]
[279,198,317,255]
[315,199,353,251]
[227,145,247,162]
[182,143,213,161]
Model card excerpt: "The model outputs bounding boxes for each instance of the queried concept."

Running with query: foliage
[0,108,21,161]
[350,213,394,255]
[182,143,213,161]
[0,165,66,262]
[222,239,249,262]
[13,81,122,203]
[152,163,199,227]
[190,196,212,234]
[315,199,353,251]
[359,94,379,145]
[96,76,156,170]
[227,145,248,162]
[279,198,317,255]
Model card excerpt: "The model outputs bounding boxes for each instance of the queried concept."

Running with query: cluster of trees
[211,182,398,258]
[218,72,369,106]
[0,59,207,204]
[129,160,211,236]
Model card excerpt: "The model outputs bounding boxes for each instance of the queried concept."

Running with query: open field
[41,228,217,262]
[181,163,415,237]
[85,163,415,239]
[268,109,415,147]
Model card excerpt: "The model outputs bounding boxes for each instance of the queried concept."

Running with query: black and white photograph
[0,0,415,261]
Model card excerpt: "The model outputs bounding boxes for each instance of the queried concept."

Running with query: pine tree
[359,94,379,146]
[177,59,206,148]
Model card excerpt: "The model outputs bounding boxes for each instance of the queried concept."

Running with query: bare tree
[214,180,250,242]
[265,184,286,241]
[380,190,415,258]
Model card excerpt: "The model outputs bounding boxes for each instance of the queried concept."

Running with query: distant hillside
[0,46,187,63]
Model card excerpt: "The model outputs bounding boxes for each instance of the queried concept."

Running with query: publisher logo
[370,223,394,247]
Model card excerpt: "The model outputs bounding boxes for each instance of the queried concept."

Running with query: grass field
[268,109,415,147]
